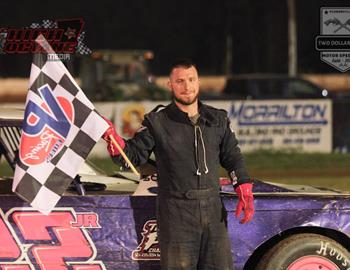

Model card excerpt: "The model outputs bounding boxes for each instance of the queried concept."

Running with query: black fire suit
[113,101,251,270]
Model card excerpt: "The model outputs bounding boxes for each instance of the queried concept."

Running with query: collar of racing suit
[167,101,217,175]
[167,101,220,127]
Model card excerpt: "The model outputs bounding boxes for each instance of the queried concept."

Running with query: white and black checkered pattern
[29,20,57,29]
[42,20,55,28]
[76,31,92,55]
[13,35,108,214]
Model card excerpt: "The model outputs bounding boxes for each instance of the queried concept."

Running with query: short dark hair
[169,58,197,75]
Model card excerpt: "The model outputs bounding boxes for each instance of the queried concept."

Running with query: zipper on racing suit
[194,124,209,182]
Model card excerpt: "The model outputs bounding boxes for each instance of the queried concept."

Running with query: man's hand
[234,183,254,224]
[102,117,125,156]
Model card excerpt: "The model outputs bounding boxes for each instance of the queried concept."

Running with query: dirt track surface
[0,78,27,102]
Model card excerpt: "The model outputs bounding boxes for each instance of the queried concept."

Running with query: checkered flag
[12,35,109,214]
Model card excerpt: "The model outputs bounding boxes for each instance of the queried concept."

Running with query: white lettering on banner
[22,130,62,161]
[229,104,327,125]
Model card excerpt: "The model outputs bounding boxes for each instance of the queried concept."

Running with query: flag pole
[109,135,140,177]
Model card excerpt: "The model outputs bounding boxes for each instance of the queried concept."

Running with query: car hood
[221,179,349,195]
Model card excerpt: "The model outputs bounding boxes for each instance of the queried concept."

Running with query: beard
[172,92,199,106]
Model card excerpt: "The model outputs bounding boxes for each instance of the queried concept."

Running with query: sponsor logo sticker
[20,84,73,165]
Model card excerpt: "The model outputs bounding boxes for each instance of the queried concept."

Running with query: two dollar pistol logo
[316,7,350,72]
[20,84,73,165]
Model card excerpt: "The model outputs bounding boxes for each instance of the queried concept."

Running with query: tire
[255,233,350,270]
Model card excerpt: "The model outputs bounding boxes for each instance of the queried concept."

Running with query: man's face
[168,66,200,106]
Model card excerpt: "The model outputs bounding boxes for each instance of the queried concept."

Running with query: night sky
[0,0,349,76]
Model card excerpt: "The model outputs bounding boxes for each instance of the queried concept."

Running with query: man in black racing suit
[103,59,254,270]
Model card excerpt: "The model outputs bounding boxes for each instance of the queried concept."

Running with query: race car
[1,106,349,270]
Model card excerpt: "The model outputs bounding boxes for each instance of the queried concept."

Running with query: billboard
[225,99,332,152]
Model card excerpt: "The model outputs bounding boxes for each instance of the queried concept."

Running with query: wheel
[255,233,350,270]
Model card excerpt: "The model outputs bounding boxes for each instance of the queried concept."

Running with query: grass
[239,150,350,191]
[0,161,12,177]
[2,151,350,191]
[243,150,350,173]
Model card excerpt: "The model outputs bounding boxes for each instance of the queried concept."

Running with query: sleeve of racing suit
[112,117,155,168]
[219,117,251,186]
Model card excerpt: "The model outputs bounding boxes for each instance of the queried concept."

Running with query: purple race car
[1,107,350,270]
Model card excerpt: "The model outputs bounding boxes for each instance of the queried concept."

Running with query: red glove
[102,117,125,156]
[234,183,254,224]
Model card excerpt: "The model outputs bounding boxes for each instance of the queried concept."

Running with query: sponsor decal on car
[0,208,105,269]
[132,220,160,260]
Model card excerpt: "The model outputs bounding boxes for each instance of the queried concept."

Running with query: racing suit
[113,101,251,270]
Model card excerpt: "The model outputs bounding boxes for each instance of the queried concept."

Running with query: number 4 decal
[0,208,105,270]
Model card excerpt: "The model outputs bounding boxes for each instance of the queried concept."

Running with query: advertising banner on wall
[212,99,332,153]
[94,99,332,155]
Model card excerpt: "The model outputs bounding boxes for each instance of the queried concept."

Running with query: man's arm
[219,117,254,224]
[219,117,251,185]
[104,117,155,169]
